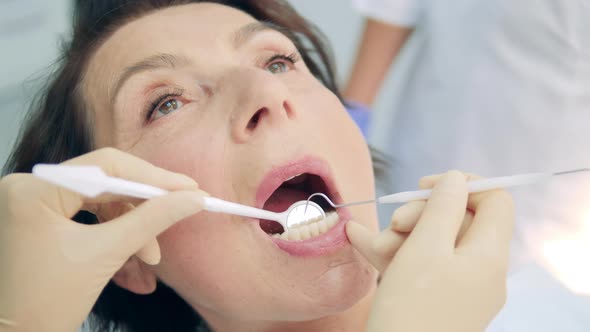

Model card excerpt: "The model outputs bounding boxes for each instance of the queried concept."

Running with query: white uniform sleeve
[352,0,423,27]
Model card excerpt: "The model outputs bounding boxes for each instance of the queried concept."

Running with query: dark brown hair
[2,1,386,331]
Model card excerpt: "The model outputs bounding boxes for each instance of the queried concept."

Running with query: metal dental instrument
[305,168,590,211]
[32,164,325,230]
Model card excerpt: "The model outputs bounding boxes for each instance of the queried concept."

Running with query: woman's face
[84,2,378,324]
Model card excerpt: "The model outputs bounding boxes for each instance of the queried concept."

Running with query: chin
[322,250,376,307]
[281,247,377,321]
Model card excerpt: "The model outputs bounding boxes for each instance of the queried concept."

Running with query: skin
[83,3,378,331]
[344,19,413,106]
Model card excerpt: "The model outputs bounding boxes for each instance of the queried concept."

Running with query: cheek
[152,215,283,320]
[152,215,248,309]
[298,81,357,132]
[156,215,234,279]
[127,124,230,193]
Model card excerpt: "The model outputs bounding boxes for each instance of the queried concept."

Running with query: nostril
[247,108,267,131]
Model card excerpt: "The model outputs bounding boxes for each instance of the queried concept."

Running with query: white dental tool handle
[202,197,280,221]
[108,179,282,221]
[377,172,551,204]
[106,177,169,199]
[32,164,282,223]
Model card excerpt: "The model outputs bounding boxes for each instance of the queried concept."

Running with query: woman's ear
[112,256,157,294]
[92,201,157,293]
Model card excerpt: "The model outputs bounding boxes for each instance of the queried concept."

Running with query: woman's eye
[264,53,298,74]
[153,98,184,120]
[266,61,289,74]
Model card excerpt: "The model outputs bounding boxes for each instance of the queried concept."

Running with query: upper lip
[255,156,342,210]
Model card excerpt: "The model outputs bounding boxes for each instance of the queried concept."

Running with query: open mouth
[259,173,340,241]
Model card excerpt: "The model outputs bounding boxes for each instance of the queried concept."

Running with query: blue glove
[345,101,372,138]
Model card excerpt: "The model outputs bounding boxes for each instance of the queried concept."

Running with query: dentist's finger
[93,190,206,262]
[135,238,161,265]
[64,148,199,191]
[392,200,473,244]
[390,201,426,232]
[417,172,479,244]
[94,201,161,264]
[419,172,482,189]
[406,171,468,252]
[456,210,474,245]
[457,189,514,258]
[346,222,388,273]
[29,148,199,218]
[372,229,407,256]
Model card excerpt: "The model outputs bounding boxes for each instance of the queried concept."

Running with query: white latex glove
[347,171,514,332]
[0,148,208,332]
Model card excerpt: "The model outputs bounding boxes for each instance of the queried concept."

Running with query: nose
[225,68,296,143]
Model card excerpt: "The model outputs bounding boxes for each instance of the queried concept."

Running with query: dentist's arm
[344,18,413,106]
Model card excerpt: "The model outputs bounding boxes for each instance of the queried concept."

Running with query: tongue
[263,187,309,212]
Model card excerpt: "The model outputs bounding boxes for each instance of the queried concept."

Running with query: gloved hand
[345,101,372,138]
[0,148,208,332]
[347,171,514,332]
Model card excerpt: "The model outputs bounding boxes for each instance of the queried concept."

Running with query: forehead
[85,3,257,90]
[107,3,256,50]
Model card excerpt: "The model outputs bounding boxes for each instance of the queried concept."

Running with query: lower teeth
[272,211,339,241]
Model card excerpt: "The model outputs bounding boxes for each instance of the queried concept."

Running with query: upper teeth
[285,173,304,181]
[284,173,308,185]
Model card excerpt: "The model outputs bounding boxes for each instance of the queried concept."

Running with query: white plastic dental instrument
[305,168,590,210]
[32,164,325,229]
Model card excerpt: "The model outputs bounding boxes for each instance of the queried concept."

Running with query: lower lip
[263,208,352,257]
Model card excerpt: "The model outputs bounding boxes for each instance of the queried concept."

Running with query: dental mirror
[284,201,325,229]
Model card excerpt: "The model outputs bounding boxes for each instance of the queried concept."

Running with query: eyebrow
[110,53,191,106]
[110,22,286,106]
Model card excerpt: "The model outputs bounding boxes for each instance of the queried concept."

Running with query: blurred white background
[0,0,71,165]
[1,1,588,331]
